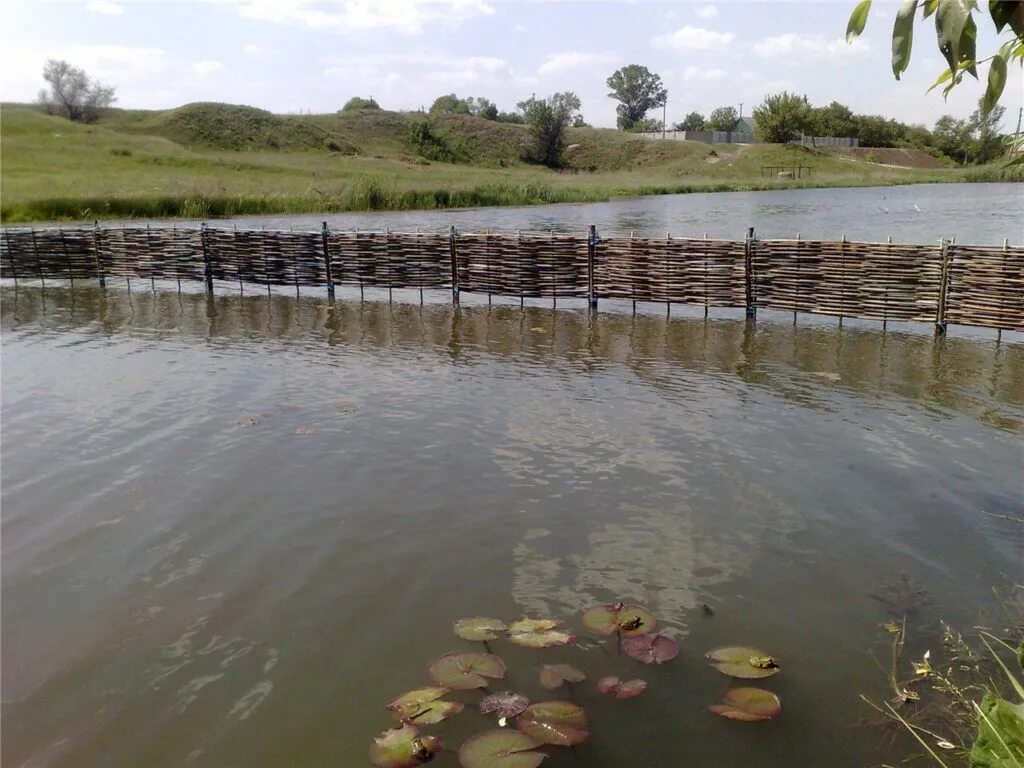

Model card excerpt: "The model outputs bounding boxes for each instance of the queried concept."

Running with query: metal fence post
[935,237,951,336]
[449,225,459,306]
[93,220,105,289]
[322,221,335,301]
[744,226,756,319]
[201,222,213,294]
[587,224,598,309]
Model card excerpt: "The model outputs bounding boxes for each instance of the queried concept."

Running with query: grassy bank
[1,102,1012,224]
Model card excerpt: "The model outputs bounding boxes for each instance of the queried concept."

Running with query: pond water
[156,182,1022,244]
[2,285,1022,767]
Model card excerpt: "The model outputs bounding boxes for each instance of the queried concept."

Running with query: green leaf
[458,731,545,768]
[427,652,507,689]
[960,14,978,78]
[935,0,972,76]
[982,54,1008,115]
[370,725,444,768]
[706,646,782,679]
[847,0,873,42]
[453,617,508,642]
[709,687,783,722]
[989,0,1024,37]
[516,701,589,746]
[970,693,1024,768]
[893,0,919,79]
[923,0,939,17]
[926,67,955,93]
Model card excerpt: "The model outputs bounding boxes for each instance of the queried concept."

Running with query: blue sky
[2,0,1021,131]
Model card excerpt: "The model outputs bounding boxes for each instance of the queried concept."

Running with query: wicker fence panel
[751,240,943,322]
[457,233,589,298]
[596,237,747,306]
[206,228,325,287]
[944,244,1024,330]
[329,232,450,288]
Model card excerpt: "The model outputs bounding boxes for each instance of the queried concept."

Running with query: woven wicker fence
[1,225,1021,331]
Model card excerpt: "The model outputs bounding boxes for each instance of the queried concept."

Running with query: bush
[341,97,380,112]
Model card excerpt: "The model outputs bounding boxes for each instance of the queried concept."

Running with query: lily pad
[616,679,648,699]
[458,730,546,768]
[507,618,575,649]
[517,701,589,746]
[597,676,620,694]
[581,603,656,637]
[480,691,530,720]
[428,652,507,689]
[705,646,781,679]
[386,687,463,725]
[622,633,679,664]
[539,664,586,690]
[454,617,508,642]
[370,724,444,768]
[709,687,782,722]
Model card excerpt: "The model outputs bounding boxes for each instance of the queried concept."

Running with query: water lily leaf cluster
[705,645,784,722]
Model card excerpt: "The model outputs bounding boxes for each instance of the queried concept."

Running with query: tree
[429,94,471,116]
[845,0,1023,116]
[467,97,498,120]
[855,114,908,147]
[707,106,738,132]
[627,118,663,133]
[518,91,581,167]
[675,111,706,131]
[36,59,116,122]
[341,96,380,111]
[971,100,1007,164]
[933,114,974,161]
[808,101,856,137]
[495,110,525,124]
[752,92,812,143]
[606,64,667,130]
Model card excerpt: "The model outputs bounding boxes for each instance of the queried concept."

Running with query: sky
[1,0,1021,132]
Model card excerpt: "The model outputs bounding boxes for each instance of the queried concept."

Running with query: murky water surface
[2,285,1022,768]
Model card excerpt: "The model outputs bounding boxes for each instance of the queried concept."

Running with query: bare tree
[37,59,117,122]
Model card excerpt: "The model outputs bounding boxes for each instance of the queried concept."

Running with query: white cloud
[191,60,224,75]
[242,44,270,57]
[695,4,718,19]
[653,26,734,51]
[537,51,618,77]
[224,0,494,34]
[85,0,123,15]
[323,51,518,96]
[754,33,870,59]
[683,66,726,82]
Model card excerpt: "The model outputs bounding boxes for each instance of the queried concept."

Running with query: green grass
[1,102,1004,224]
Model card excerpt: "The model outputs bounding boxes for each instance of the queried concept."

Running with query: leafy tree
[467,97,498,120]
[36,59,116,123]
[707,106,738,132]
[854,114,909,147]
[845,0,1023,116]
[676,111,706,131]
[341,96,380,111]
[606,64,667,130]
[752,92,812,143]
[430,93,471,116]
[808,101,857,137]
[971,100,1007,163]
[933,114,974,161]
[406,119,457,162]
[572,115,589,128]
[517,91,581,167]
[628,118,664,133]
[495,111,525,124]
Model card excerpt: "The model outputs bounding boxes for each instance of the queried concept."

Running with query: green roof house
[731,116,757,135]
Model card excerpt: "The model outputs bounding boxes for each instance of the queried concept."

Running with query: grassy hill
[1,101,1005,223]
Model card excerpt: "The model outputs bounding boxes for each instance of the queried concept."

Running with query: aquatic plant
[507,618,575,649]
[622,633,679,664]
[370,724,444,768]
[454,617,508,642]
[709,687,782,722]
[458,731,545,768]
[427,652,507,689]
[386,687,463,725]
[516,701,590,746]
[705,646,781,678]
[539,664,585,690]
[596,677,648,699]
[479,691,530,722]
[582,602,655,637]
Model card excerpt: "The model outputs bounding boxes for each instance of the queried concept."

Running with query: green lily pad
[370,724,444,768]
[428,652,507,689]
[454,617,508,642]
[709,687,782,721]
[539,664,586,690]
[705,646,781,679]
[480,691,530,719]
[386,687,463,725]
[507,618,575,649]
[517,701,589,746]
[622,633,679,664]
[581,603,655,637]
[458,730,546,768]
[615,679,647,699]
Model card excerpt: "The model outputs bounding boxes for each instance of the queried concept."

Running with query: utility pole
[1016,106,1023,140]
[663,98,667,138]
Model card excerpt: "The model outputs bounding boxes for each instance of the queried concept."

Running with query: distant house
[730,116,757,136]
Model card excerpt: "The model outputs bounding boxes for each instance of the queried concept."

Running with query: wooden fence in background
[1,225,1020,332]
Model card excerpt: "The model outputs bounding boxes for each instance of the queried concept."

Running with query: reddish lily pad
[428,652,507,689]
[454,617,508,642]
[705,646,781,679]
[386,687,463,725]
[370,724,444,768]
[507,618,575,649]
[539,664,586,690]
[597,676,620,694]
[615,679,648,699]
[458,730,546,768]
[480,691,530,720]
[516,701,589,746]
[709,687,782,722]
[581,603,655,637]
[621,633,679,664]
